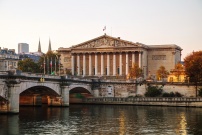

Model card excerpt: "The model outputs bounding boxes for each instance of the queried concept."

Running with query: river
[0,105,202,135]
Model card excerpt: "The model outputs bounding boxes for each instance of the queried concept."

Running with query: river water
[0,104,202,135]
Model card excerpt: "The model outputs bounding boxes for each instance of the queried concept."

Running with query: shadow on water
[0,105,202,135]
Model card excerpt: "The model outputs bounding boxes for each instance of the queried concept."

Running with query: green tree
[18,58,40,73]
[184,51,202,97]
[145,85,163,97]
[156,66,169,81]
[128,63,143,79]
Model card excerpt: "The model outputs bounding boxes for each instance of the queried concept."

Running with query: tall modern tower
[18,43,29,54]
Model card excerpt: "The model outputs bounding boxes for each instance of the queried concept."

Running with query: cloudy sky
[0,0,201,59]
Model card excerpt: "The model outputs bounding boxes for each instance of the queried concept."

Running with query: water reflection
[0,105,202,135]
[119,111,126,135]
[178,112,187,135]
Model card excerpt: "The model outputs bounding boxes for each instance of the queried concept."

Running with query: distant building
[0,47,20,71]
[18,43,29,54]
[19,39,43,62]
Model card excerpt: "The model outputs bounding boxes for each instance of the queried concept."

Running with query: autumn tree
[156,66,169,81]
[171,62,185,82]
[128,63,143,79]
[18,58,40,73]
[184,51,202,97]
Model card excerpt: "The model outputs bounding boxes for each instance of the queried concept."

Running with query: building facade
[18,43,29,54]
[0,48,20,71]
[58,34,182,79]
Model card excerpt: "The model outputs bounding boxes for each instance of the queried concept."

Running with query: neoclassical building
[58,34,182,79]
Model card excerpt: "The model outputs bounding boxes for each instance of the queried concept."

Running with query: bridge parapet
[20,73,61,79]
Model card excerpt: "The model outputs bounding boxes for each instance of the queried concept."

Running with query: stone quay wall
[97,83,199,98]
[83,97,202,107]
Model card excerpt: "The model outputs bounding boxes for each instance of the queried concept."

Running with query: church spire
[38,38,41,53]
[48,38,52,52]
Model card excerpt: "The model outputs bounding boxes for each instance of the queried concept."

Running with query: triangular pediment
[71,34,140,49]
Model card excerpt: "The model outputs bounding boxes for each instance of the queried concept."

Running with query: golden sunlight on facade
[58,34,182,80]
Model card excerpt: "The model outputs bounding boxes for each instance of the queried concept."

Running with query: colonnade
[71,51,143,76]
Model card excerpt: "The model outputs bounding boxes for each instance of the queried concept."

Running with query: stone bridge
[0,72,139,113]
[0,72,198,114]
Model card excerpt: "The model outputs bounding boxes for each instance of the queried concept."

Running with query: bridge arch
[69,84,92,94]
[20,86,60,97]
[19,81,61,95]
[69,86,93,103]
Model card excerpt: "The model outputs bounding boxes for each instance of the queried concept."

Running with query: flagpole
[59,57,60,76]
[55,56,56,75]
[103,26,106,34]
[44,56,46,74]
[50,57,52,74]
[47,57,49,74]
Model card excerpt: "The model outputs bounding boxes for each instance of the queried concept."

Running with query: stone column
[113,53,116,76]
[132,52,135,66]
[107,53,110,76]
[119,53,122,75]
[61,86,69,106]
[71,54,75,75]
[7,83,20,113]
[95,53,98,75]
[126,52,129,75]
[83,53,86,76]
[139,51,142,68]
[101,53,104,75]
[89,54,92,76]
[77,54,80,75]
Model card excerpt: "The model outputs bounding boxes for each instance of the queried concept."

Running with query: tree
[184,51,202,97]
[38,51,61,75]
[128,63,143,79]
[171,62,185,82]
[156,66,169,81]
[18,58,40,73]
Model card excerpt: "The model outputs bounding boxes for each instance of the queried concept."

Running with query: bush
[162,92,170,97]
[175,92,182,97]
[145,85,163,97]
[162,92,182,97]
[170,92,175,97]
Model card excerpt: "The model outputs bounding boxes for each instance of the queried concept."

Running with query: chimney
[117,37,120,39]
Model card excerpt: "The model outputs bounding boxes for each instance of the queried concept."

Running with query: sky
[0,0,201,59]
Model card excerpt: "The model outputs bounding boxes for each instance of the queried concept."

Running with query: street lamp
[55,54,61,76]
